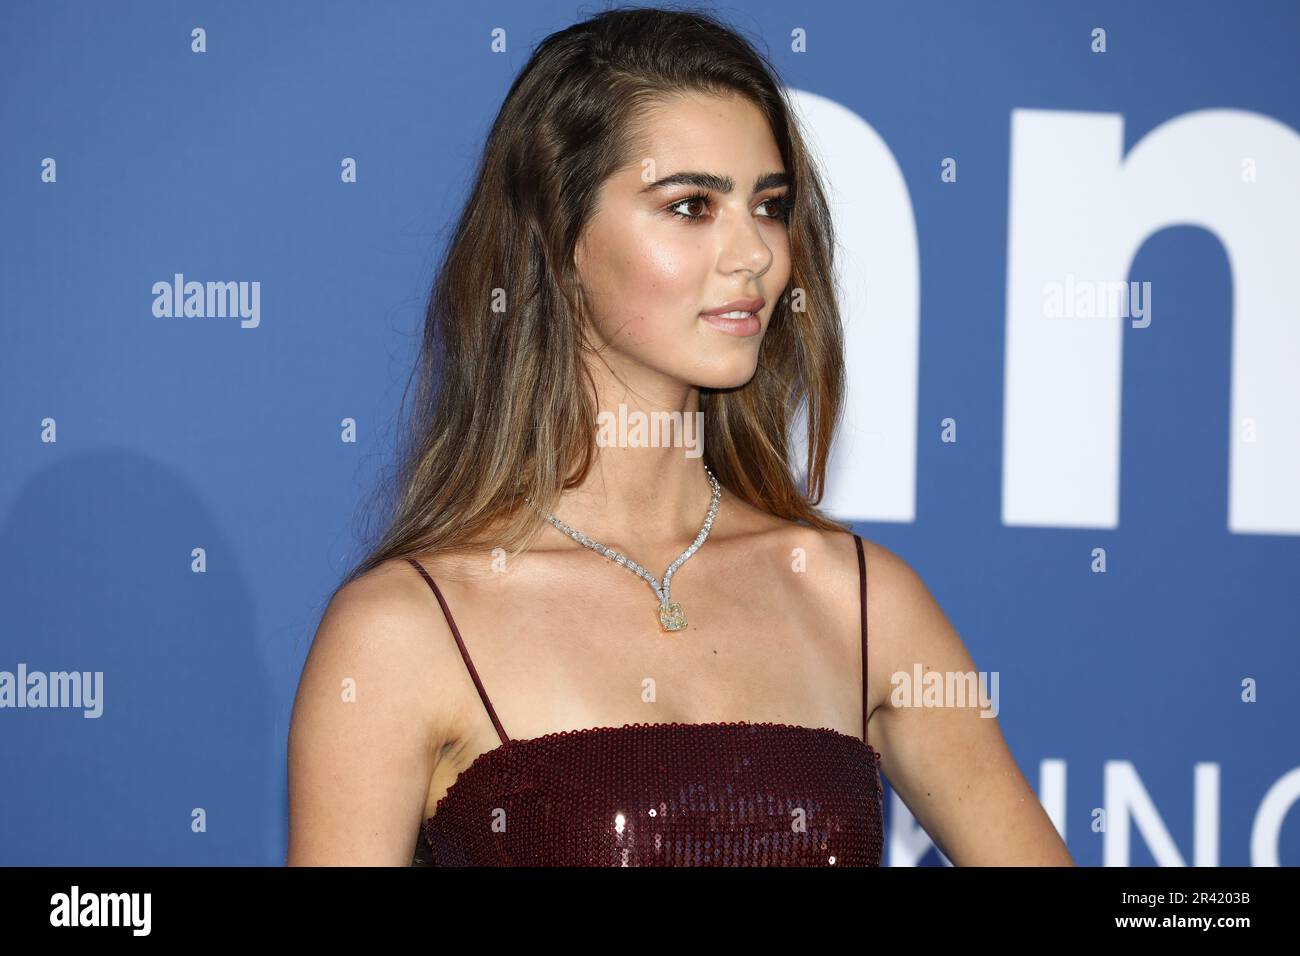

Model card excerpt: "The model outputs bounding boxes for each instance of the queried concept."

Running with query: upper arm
[863,541,1075,866]
[285,560,455,866]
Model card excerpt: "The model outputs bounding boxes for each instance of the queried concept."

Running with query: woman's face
[574,92,792,392]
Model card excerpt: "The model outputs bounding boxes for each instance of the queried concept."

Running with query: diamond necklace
[524,465,722,633]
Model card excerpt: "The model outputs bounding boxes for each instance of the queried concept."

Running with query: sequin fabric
[407,533,885,867]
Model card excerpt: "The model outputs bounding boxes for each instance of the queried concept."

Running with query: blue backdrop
[2,0,1296,866]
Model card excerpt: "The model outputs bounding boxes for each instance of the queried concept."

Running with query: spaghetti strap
[405,558,511,746]
[853,533,869,747]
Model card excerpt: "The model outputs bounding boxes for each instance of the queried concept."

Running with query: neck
[547,451,716,552]
[538,367,717,554]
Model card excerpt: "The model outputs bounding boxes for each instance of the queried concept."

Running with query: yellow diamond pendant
[658,602,686,632]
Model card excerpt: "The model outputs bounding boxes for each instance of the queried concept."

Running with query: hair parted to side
[334,4,850,597]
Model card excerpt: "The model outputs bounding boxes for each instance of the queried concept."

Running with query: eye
[756,194,794,222]
[667,192,712,221]
[667,192,794,223]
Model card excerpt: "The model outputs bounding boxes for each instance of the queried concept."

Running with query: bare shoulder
[779,526,959,714]
[303,553,493,746]
[762,522,889,615]
[301,557,460,709]
[824,536,1076,865]
[749,519,938,627]
[285,555,473,865]
[842,535,969,715]
[729,517,862,615]
[854,536,955,658]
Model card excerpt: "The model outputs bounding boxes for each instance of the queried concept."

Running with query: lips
[699,311,762,337]
[698,296,764,337]
[699,296,765,316]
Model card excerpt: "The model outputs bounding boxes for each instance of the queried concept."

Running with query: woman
[286,6,1074,867]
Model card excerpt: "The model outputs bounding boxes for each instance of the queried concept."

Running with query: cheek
[603,227,707,323]
[634,230,696,285]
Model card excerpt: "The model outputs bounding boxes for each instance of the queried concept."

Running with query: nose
[719,209,774,280]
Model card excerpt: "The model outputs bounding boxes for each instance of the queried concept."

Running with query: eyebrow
[638,170,791,195]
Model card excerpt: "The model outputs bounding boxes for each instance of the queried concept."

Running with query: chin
[685,356,761,390]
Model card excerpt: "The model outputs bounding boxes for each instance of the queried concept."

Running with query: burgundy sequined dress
[406,533,885,866]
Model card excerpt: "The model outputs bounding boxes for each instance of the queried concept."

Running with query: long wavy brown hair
[332,5,849,599]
